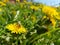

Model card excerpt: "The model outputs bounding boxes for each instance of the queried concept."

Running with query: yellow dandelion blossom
[31,15,36,22]
[6,23,27,34]
[42,6,55,15]
[42,5,60,28]
[42,16,47,20]
[30,5,39,10]
[16,0,20,2]
[34,7,39,10]
[30,6,35,9]
[3,0,9,3]
[42,5,60,19]
[0,1,6,6]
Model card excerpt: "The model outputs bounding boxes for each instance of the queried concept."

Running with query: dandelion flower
[3,0,9,3]
[0,1,6,6]
[6,23,27,34]
[42,5,60,28]
[31,15,36,22]
[30,5,39,10]
[16,0,20,2]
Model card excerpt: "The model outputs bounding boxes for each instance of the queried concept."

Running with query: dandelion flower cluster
[42,6,60,28]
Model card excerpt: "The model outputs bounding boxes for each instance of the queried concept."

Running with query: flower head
[6,23,27,34]
[42,5,60,28]
[16,0,20,2]
[3,0,9,3]
[0,1,6,6]
[30,5,39,10]
[31,15,36,22]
